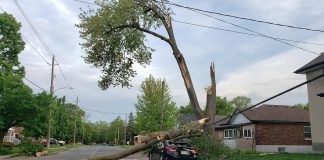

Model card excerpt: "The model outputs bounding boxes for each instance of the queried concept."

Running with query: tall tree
[135,75,178,133]
[0,12,32,148]
[77,0,216,120]
[230,96,251,110]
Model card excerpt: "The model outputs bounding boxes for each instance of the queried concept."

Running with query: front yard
[239,153,324,160]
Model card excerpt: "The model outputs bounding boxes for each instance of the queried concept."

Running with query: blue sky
[1,0,323,122]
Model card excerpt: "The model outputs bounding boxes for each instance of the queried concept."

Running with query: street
[8,145,147,160]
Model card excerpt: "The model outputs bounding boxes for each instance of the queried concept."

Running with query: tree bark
[164,16,204,119]
[205,62,216,121]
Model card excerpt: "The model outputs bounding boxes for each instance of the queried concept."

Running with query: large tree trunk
[164,16,204,119]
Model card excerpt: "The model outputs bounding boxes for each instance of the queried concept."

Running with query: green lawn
[239,153,324,160]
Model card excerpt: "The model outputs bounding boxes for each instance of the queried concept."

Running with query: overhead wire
[21,35,52,66]
[173,20,324,46]
[206,72,324,127]
[14,0,73,89]
[24,77,47,92]
[177,7,320,56]
[165,1,324,33]
[71,0,324,48]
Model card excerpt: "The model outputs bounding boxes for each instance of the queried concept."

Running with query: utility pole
[114,128,117,145]
[160,80,165,130]
[124,113,127,145]
[117,127,120,145]
[47,55,55,149]
[73,97,79,146]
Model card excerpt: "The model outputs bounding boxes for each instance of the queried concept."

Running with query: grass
[0,146,21,156]
[238,152,324,160]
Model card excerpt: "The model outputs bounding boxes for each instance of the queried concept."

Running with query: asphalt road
[8,145,147,160]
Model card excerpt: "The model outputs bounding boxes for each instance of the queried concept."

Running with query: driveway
[7,145,147,160]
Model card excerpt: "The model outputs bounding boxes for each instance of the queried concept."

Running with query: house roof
[242,104,309,123]
[295,52,324,74]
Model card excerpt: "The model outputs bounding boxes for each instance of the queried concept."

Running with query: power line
[24,77,47,92]
[14,0,73,88]
[207,72,324,127]
[72,0,96,5]
[173,20,324,46]
[0,6,5,12]
[181,8,320,56]
[165,1,324,33]
[21,35,51,65]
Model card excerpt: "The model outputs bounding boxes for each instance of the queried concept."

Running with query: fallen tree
[77,0,217,159]
[89,118,209,160]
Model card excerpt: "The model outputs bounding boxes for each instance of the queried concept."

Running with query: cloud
[217,36,324,105]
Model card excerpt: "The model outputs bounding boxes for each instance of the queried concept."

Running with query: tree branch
[108,24,170,44]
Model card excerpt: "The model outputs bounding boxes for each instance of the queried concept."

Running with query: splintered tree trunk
[205,63,216,121]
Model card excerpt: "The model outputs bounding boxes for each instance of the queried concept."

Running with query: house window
[304,126,312,140]
[224,129,240,138]
[243,129,252,138]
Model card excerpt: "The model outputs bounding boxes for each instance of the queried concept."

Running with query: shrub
[18,140,44,155]
[191,135,246,160]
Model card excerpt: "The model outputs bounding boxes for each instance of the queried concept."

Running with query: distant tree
[135,75,178,133]
[109,116,125,145]
[216,96,234,116]
[127,112,137,144]
[230,96,251,109]
[179,103,193,114]
[294,103,309,110]
[83,122,94,144]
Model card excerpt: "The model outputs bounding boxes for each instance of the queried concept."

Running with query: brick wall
[255,124,312,145]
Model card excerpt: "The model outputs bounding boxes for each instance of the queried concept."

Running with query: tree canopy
[0,13,25,76]
[77,0,171,89]
[230,96,251,109]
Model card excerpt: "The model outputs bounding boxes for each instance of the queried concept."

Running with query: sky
[1,0,323,122]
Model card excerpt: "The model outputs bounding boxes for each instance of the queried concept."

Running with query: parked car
[149,140,198,160]
[50,138,58,145]
[58,140,66,146]
[39,138,58,146]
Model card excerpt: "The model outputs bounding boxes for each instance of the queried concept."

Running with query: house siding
[255,124,312,145]
[215,124,256,151]
[306,69,324,152]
